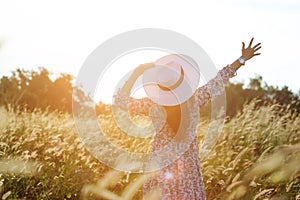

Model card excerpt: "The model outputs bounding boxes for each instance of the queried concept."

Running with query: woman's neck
[163,105,181,134]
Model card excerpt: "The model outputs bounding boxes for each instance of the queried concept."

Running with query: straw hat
[142,54,200,106]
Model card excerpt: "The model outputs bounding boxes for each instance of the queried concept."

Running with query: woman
[114,38,261,199]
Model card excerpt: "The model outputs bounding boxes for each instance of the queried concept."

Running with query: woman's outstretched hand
[230,38,262,71]
[241,38,262,61]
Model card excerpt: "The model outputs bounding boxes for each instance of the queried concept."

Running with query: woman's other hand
[136,62,155,74]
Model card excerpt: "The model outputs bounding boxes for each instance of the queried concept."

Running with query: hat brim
[142,54,200,106]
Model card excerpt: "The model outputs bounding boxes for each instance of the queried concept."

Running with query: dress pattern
[114,65,236,200]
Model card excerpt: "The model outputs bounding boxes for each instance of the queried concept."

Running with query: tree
[0,68,76,113]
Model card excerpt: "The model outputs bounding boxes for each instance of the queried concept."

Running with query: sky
[0,0,300,103]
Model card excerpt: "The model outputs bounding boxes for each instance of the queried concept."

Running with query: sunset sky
[0,0,299,103]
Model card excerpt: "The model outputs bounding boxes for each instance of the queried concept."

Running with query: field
[0,100,300,199]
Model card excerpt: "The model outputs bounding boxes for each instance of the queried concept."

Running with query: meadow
[0,99,300,199]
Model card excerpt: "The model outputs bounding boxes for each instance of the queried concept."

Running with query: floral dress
[114,65,236,200]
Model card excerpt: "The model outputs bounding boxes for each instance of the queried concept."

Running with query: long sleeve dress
[114,65,236,200]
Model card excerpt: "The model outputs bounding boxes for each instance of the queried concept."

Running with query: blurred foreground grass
[0,100,300,199]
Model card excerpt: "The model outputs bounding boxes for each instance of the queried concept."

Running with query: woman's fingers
[253,43,261,49]
[254,46,262,52]
[248,37,254,48]
[242,42,245,50]
[140,62,155,71]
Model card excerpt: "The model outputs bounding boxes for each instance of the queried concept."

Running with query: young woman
[114,38,261,199]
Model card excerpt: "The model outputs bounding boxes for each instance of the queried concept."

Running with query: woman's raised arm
[194,38,262,107]
[113,62,155,115]
[119,63,155,96]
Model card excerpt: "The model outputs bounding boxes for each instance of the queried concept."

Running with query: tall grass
[0,99,300,199]
[0,107,106,199]
[201,100,300,199]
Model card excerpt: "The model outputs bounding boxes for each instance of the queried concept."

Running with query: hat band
[157,66,184,91]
